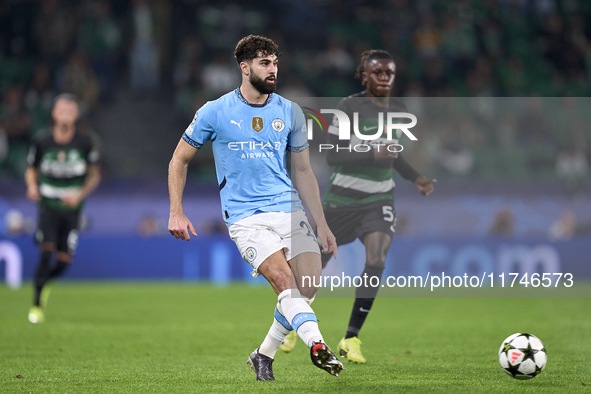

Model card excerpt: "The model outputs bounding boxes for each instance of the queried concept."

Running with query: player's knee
[366,249,387,268]
[40,242,56,252]
[364,233,391,267]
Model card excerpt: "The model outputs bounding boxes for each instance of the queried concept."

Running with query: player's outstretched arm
[290,149,337,258]
[25,166,41,201]
[80,164,102,198]
[168,138,198,241]
[392,154,436,196]
[414,176,437,196]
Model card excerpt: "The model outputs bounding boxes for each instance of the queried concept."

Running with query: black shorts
[36,205,81,255]
[324,200,396,247]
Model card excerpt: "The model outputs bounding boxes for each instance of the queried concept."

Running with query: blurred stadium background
[0,0,590,286]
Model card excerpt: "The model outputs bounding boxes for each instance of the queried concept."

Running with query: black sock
[345,265,384,339]
[34,251,53,306]
[49,261,70,279]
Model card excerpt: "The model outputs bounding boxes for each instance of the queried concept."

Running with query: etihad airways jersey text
[182,88,309,226]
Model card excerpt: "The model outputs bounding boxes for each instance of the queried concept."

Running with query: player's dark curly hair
[354,49,393,85]
[234,35,281,65]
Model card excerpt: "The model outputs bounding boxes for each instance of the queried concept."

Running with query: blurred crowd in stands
[0,0,590,188]
[397,96,590,193]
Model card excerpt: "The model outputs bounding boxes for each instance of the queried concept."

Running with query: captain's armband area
[182,133,203,149]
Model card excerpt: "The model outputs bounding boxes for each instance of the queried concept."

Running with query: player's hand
[317,223,337,259]
[61,192,84,208]
[373,144,399,161]
[414,176,437,196]
[26,185,41,201]
[168,213,198,241]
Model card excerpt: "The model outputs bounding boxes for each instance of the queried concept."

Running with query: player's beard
[249,72,277,95]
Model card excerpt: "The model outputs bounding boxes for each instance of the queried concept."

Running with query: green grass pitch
[1,282,589,393]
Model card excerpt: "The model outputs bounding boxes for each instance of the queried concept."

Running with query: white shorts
[228,210,320,278]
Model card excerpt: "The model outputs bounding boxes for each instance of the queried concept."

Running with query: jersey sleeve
[392,153,420,181]
[183,101,217,149]
[87,135,101,165]
[27,139,42,168]
[287,102,309,152]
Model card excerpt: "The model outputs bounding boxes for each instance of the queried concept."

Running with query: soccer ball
[498,333,547,380]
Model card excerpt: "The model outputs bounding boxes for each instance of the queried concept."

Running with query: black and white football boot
[247,348,275,381]
[310,342,344,377]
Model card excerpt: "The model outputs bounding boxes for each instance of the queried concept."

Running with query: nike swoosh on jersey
[363,125,378,131]
[359,307,370,313]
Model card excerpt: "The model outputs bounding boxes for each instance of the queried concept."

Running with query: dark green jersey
[28,130,100,212]
[323,92,419,208]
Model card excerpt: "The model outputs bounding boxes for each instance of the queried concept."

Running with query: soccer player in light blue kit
[168,35,344,381]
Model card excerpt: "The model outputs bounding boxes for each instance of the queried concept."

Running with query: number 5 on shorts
[382,206,395,233]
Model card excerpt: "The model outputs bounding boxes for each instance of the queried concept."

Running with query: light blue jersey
[183,88,309,226]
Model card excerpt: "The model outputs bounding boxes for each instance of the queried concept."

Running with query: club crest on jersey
[252,117,263,132]
[272,118,285,132]
[69,150,80,161]
[245,247,257,262]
